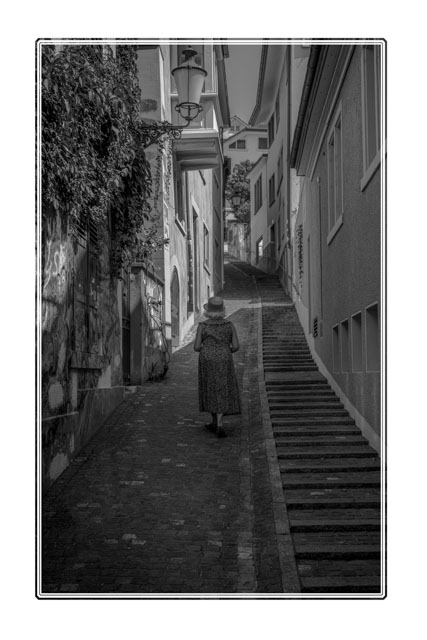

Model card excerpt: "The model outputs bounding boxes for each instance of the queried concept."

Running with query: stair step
[275,435,367,446]
[266,380,329,386]
[267,392,336,399]
[280,458,380,472]
[300,576,381,593]
[282,473,380,489]
[272,417,355,426]
[277,447,377,458]
[269,403,342,411]
[295,545,380,559]
[271,409,349,417]
[285,495,381,508]
[290,519,380,532]
[274,426,359,436]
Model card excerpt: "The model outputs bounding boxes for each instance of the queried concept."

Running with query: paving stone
[41,259,286,595]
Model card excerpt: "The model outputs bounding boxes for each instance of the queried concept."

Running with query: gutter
[215,44,231,127]
[248,44,268,127]
[289,45,322,170]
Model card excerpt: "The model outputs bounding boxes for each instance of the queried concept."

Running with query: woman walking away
[194,296,241,438]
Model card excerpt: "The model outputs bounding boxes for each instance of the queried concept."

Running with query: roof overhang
[174,128,223,170]
[249,44,287,126]
[291,45,355,176]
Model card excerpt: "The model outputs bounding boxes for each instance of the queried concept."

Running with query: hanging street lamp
[230,190,243,208]
[141,46,208,148]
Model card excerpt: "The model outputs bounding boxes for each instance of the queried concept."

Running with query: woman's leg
[216,413,226,437]
[205,413,217,432]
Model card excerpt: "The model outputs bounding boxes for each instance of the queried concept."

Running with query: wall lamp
[142,46,207,148]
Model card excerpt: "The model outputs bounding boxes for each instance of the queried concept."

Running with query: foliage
[41,44,169,275]
[225,160,253,224]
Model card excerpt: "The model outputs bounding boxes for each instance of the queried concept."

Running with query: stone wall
[41,209,124,490]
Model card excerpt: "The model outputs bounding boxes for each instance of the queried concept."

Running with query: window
[341,319,350,372]
[236,139,246,149]
[174,170,186,227]
[203,224,210,268]
[229,142,236,149]
[277,146,284,190]
[275,93,280,131]
[351,312,363,371]
[362,45,381,178]
[366,303,380,371]
[258,137,268,149]
[327,110,343,239]
[268,114,275,147]
[254,175,263,214]
[73,216,100,355]
[270,223,275,244]
[256,237,264,262]
[269,174,276,205]
[332,324,340,372]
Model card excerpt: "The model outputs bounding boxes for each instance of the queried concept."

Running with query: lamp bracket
[141,119,190,149]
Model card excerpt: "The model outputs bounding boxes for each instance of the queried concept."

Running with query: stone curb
[252,275,301,594]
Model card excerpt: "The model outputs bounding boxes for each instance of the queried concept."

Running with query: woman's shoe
[216,426,226,438]
[204,423,217,433]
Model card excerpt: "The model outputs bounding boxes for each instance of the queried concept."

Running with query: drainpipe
[185,173,194,313]
[286,46,292,295]
[317,176,324,330]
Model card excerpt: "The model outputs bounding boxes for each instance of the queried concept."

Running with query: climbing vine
[41,44,170,275]
[225,160,253,224]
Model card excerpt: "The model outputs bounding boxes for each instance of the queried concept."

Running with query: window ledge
[360,150,381,191]
[174,216,187,237]
[327,214,344,245]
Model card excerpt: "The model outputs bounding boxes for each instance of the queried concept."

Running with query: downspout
[317,176,324,331]
[286,46,292,295]
[185,173,194,314]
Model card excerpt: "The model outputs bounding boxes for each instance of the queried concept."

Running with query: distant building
[223,114,249,139]
[223,121,268,261]
[248,45,309,283]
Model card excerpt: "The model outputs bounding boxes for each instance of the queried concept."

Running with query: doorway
[171,267,180,348]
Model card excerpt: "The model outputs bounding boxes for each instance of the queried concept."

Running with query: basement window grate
[313,316,319,337]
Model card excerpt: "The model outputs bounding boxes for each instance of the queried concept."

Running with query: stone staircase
[256,273,383,594]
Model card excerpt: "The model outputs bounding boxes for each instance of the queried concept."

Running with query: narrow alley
[41,258,382,595]
[41,259,288,595]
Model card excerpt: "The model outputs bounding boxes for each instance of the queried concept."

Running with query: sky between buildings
[225,44,262,124]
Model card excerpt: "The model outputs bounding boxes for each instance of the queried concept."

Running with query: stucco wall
[293,49,381,441]
[41,210,124,490]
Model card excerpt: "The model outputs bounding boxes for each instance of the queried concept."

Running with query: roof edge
[289,45,322,170]
[248,45,268,127]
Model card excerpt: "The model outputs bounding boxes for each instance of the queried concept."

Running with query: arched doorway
[171,268,180,348]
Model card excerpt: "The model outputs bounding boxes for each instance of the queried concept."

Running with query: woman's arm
[230,323,240,353]
[194,323,203,352]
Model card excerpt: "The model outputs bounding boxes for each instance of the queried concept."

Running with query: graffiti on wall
[144,275,164,349]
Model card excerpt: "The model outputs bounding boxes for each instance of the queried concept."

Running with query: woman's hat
[203,296,225,313]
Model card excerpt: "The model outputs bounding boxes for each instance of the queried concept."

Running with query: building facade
[290,44,384,451]
[223,121,268,261]
[248,45,309,287]
[40,42,230,489]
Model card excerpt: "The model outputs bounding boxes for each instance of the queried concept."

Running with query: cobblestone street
[41,260,285,595]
